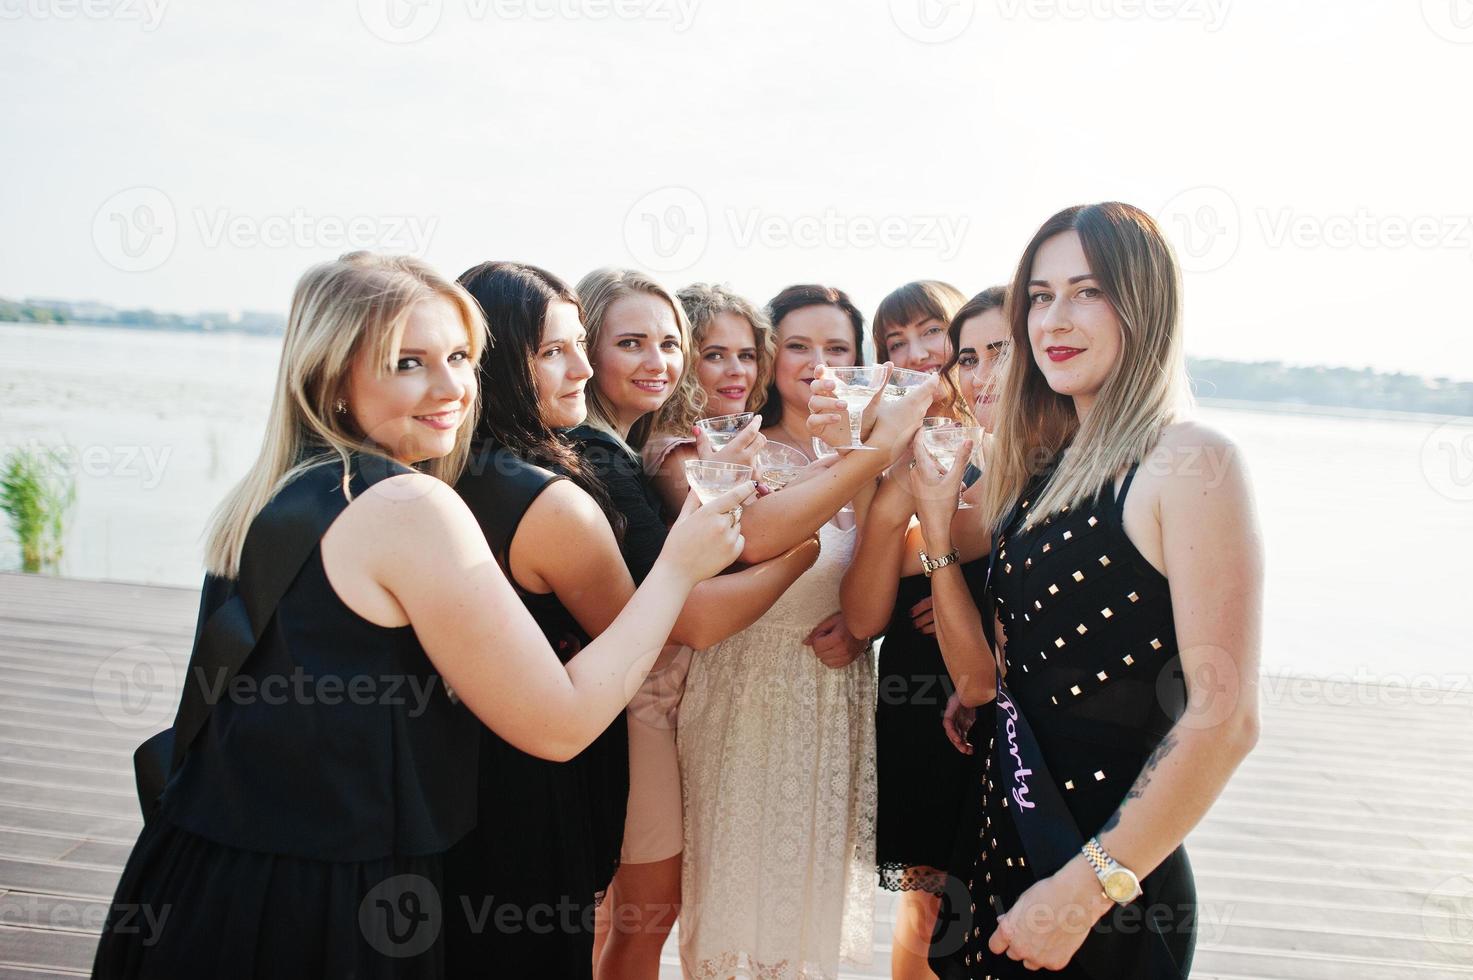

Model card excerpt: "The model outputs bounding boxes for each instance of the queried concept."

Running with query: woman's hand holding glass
[865,371,936,462]
[909,427,970,549]
[662,481,755,584]
[693,413,766,469]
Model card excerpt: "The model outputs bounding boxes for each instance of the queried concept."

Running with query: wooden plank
[0,573,1470,980]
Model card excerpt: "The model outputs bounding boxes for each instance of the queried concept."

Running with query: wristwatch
[1082,837,1142,904]
[918,548,959,578]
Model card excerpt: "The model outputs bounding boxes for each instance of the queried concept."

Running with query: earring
[334,399,348,414]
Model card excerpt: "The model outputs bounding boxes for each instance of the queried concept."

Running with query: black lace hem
[877,861,948,895]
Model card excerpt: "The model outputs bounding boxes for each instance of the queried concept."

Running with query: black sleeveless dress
[875,561,987,893]
[93,456,479,979]
[932,465,1196,979]
[443,440,629,979]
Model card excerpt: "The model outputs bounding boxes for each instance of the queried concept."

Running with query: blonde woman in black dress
[93,253,750,979]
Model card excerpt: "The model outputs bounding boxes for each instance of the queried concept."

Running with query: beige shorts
[620,645,692,866]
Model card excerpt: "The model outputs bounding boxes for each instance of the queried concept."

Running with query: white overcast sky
[3,0,1471,379]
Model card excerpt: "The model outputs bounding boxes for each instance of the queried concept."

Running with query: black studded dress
[931,464,1196,979]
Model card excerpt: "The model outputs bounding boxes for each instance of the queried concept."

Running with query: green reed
[0,447,76,573]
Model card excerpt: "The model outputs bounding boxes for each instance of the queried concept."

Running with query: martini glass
[826,365,889,452]
[694,412,754,448]
[684,459,753,503]
[885,367,934,401]
[756,443,810,492]
[920,424,984,510]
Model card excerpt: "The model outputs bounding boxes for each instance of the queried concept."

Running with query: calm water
[2,322,1470,682]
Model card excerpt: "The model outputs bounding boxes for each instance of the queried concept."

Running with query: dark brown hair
[761,284,866,426]
[458,260,624,537]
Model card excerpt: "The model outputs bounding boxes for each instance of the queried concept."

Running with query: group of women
[93,201,1263,980]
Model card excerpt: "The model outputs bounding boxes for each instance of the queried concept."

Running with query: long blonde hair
[980,203,1191,531]
[205,252,487,578]
[671,282,776,429]
[577,267,697,450]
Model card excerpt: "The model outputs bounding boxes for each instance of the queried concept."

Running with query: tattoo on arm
[1097,729,1180,835]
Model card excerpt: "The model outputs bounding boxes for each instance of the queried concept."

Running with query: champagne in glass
[885,367,933,402]
[695,412,754,448]
[826,365,889,452]
[684,459,752,503]
[920,424,984,510]
[756,443,809,492]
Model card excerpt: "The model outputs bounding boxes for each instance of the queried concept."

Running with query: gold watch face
[1103,869,1140,903]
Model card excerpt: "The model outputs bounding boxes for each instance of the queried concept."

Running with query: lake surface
[2,321,1470,684]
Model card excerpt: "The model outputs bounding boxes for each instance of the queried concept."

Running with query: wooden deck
[1,571,1470,979]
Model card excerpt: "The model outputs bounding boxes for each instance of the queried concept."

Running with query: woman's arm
[353,473,748,762]
[910,431,997,706]
[521,479,819,653]
[731,372,935,563]
[986,424,1263,970]
[840,474,914,638]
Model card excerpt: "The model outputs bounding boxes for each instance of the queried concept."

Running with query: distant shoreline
[5,319,1470,422]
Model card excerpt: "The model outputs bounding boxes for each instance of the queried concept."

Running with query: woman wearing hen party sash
[909,203,1262,977]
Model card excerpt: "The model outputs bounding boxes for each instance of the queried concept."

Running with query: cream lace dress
[677,518,876,979]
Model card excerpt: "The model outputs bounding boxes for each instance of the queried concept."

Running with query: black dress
[875,562,987,893]
[94,457,479,979]
[443,439,629,979]
[932,464,1196,979]
[567,425,668,583]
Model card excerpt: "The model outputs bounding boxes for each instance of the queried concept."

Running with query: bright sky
[3,0,1471,379]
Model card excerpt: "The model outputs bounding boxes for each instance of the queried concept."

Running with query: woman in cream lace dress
[676,285,933,979]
